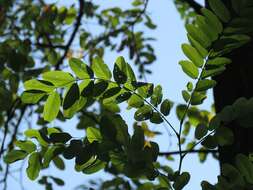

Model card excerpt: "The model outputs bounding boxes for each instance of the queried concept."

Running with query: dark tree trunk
[206,0,253,172]
[213,42,253,165]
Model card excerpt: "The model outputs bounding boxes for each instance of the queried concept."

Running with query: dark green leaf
[26,152,41,180]
[92,80,108,97]
[50,176,65,186]
[53,156,65,170]
[150,112,163,124]
[82,159,106,174]
[208,0,231,22]
[134,105,153,121]
[50,132,72,144]
[173,172,191,190]
[63,83,80,109]
[151,85,163,107]
[195,124,208,140]
[15,140,36,153]
[4,150,28,164]
[113,56,128,84]
[160,99,173,116]
[196,79,216,91]
[80,80,94,97]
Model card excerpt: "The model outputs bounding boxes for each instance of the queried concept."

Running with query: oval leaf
[43,91,61,122]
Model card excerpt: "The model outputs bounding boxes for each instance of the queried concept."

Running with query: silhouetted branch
[55,0,85,70]
[159,149,218,156]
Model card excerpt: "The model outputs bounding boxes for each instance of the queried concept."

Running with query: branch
[159,149,218,156]
[34,42,66,49]
[181,0,203,14]
[0,99,21,159]
[55,0,85,70]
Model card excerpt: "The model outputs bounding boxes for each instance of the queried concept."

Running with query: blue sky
[7,0,219,189]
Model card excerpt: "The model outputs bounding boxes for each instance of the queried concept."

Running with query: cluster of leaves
[2,0,253,189]
[6,56,175,185]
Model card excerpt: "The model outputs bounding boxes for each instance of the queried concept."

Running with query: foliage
[1,0,253,190]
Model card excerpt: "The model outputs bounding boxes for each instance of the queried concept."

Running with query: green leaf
[201,135,218,149]
[128,94,144,108]
[201,8,223,34]
[208,0,231,22]
[187,82,193,92]
[92,57,111,80]
[221,164,245,188]
[182,44,204,67]
[116,92,132,103]
[26,152,41,180]
[69,58,93,79]
[103,87,121,100]
[176,104,187,120]
[137,83,154,98]
[63,83,80,110]
[63,140,82,160]
[50,176,65,186]
[231,0,246,14]
[150,112,163,124]
[188,35,208,58]
[173,172,191,190]
[202,67,226,78]
[63,96,87,118]
[86,127,102,143]
[191,92,207,105]
[82,159,106,174]
[195,124,208,140]
[215,126,234,146]
[24,79,55,92]
[15,140,36,153]
[21,90,46,104]
[24,129,53,147]
[179,61,199,79]
[50,132,72,144]
[182,90,190,102]
[43,91,61,122]
[42,71,75,87]
[134,105,153,121]
[235,154,253,184]
[113,56,128,84]
[53,156,65,170]
[207,57,231,66]
[92,80,108,97]
[196,79,217,91]
[43,146,59,168]
[185,24,211,48]
[160,99,173,116]
[195,15,218,42]
[4,150,28,164]
[80,80,94,97]
[151,85,163,107]
[201,181,216,190]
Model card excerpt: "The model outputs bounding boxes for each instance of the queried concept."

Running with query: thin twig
[159,149,217,156]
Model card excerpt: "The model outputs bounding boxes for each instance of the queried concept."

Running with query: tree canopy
[1,0,253,190]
